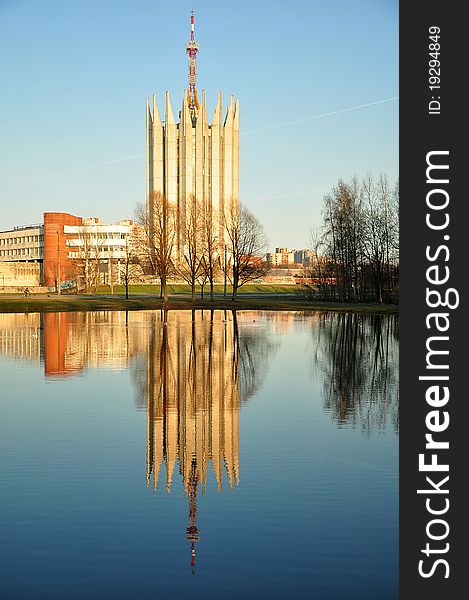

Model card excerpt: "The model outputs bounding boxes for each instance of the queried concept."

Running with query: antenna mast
[185,11,200,113]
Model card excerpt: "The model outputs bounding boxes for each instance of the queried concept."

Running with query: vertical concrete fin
[180,90,186,130]
[233,99,240,204]
[195,91,204,201]
[223,95,234,206]
[211,92,223,247]
[212,91,222,128]
[224,95,234,127]
[202,90,210,206]
[202,90,208,131]
[146,97,152,125]
[182,89,192,129]
[180,89,193,243]
[146,97,153,212]
[233,99,240,130]
[165,91,175,125]
[152,93,162,127]
[152,93,164,197]
[165,90,178,208]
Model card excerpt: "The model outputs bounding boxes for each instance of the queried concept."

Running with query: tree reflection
[313,312,399,433]
[127,309,279,570]
[130,310,279,413]
[235,312,280,405]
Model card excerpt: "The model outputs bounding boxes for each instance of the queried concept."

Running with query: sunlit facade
[146,91,239,257]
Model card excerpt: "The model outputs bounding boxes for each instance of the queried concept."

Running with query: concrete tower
[145,14,239,258]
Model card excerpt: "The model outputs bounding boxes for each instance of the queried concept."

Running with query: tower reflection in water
[145,310,240,573]
[0,309,278,571]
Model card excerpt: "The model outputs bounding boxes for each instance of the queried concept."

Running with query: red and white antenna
[185,10,200,112]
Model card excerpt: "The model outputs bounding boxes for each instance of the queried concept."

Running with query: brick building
[43,212,83,287]
[1,212,138,288]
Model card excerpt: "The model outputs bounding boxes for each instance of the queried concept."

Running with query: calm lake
[0,310,398,599]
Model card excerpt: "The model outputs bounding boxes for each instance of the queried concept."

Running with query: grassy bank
[0,292,399,315]
[95,283,298,295]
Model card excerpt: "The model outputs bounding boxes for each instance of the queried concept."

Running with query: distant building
[1,213,138,288]
[0,224,44,286]
[266,247,296,267]
[0,223,44,263]
[265,247,315,268]
[294,249,314,265]
[0,311,150,377]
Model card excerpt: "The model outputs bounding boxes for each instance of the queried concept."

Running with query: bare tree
[199,198,221,302]
[389,178,400,298]
[135,191,177,302]
[197,265,210,299]
[361,175,387,302]
[322,178,364,302]
[71,226,105,293]
[118,234,144,299]
[307,226,334,300]
[318,175,399,303]
[178,195,204,301]
[223,202,270,300]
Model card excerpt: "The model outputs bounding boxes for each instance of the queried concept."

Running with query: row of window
[5,266,39,275]
[0,235,43,245]
[92,233,127,240]
[67,233,127,240]
[68,250,126,258]
[0,248,41,257]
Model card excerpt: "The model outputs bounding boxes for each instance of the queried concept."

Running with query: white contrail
[7,153,144,186]
[6,96,398,186]
[53,153,144,176]
[241,96,399,134]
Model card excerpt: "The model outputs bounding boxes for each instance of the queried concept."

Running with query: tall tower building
[145,13,239,257]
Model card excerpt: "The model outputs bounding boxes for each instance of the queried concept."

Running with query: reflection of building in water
[42,312,80,377]
[0,311,152,376]
[0,309,279,567]
[42,311,152,377]
[144,310,240,571]
[0,313,42,362]
[261,310,321,335]
[0,310,279,388]
[146,310,239,494]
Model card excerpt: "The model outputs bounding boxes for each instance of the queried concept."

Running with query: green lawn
[0,293,398,315]
[95,283,298,295]
[0,282,399,314]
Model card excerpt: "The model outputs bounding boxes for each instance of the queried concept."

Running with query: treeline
[310,175,399,303]
[71,193,269,300]
[135,192,269,302]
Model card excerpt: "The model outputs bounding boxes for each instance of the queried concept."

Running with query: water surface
[0,310,398,599]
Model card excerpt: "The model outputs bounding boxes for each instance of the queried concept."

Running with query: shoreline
[0,294,399,315]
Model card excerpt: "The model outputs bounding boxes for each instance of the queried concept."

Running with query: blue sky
[0,0,398,248]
